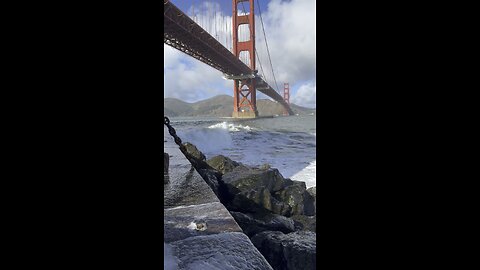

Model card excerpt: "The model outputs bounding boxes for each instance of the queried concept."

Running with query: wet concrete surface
[164,202,242,243]
[164,167,219,207]
[171,232,273,270]
[164,149,273,269]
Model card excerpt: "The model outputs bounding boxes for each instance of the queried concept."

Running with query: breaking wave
[208,122,253,132]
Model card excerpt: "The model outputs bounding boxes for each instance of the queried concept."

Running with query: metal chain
[164,116,196,166]
[164,116,222,196]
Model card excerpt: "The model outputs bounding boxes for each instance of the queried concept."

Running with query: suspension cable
[239,1,268,86]
[239,1,279,94]
[256,0,281,94]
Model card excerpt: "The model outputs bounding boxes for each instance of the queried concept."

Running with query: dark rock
[183,142,206,161]
[206,155,240,174]
[251,231,316,270]
[230,211,266,237]
[305,187,316,215]
[272,183,307,216]
[230,211,295,237]
[307,187,316,197]
[228,187,273,213]
[260,213,295,233]
[222,167,288,194]
[265,180,316,217]
[225,185,293,216]
[221,168,304,216]
[290,215,316,232]
[197,168,222,198]
[270,198,292,216]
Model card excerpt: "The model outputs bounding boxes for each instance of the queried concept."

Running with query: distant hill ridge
[164,95,315,117]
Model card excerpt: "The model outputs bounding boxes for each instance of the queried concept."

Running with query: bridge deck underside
[163,1,294,116]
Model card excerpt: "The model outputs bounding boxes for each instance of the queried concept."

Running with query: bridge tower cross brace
[232,0,258,118]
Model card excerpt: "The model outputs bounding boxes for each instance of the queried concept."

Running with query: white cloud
[255,0,316,87]
[291,81,316,108]
[164,45,230,102]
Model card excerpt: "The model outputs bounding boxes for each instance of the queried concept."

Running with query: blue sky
[164,0,316,108]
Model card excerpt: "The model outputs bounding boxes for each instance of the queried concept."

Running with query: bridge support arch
[232,0,258,118]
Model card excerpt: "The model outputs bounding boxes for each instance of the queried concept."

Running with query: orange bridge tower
[232,0,258,118]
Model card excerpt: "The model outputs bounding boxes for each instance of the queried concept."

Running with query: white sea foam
[291,160,316,188]
[187,222,197,230]
[208,122,253,132]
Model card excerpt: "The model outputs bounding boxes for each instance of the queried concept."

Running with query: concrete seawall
[164,155,273,270]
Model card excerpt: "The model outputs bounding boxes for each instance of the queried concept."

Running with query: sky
[164,0,316,108]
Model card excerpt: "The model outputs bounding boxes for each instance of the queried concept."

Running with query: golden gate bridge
[164,0,294,118]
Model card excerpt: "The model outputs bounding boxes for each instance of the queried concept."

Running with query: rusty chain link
[164,116,197,166]
[164,116,222,195]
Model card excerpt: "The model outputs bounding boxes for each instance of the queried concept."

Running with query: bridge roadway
[163,0,295,116]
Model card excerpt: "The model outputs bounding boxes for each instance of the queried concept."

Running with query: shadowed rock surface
[307,187,316,215]
[290,215,316,232]
[251,231,316,270]
[230,211,295,237]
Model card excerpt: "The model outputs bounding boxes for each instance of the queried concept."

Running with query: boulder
[271,180,316,216]
[260,213,295,234]
[270,198,292,216]
[228,187,274,214]
[306,187,316,215]
[307,186,316,197]
[221,167,294,215]
[303,192,315,216]
[183,142,206,161]
[206,155,241,174]
[290,215,316,232]
[222,167,288,194]
[230,211,295,237]
[251,231,316,270]
[272,182,307,216]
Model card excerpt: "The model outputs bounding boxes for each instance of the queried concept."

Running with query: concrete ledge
[164,163,273,269]
[169,232,273,270]
[164,167,220,208]
[164,202,243,243]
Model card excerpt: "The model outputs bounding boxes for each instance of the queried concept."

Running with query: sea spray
[178,127,233,155]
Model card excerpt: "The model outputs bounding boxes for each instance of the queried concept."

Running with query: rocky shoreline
[166,142,316,270]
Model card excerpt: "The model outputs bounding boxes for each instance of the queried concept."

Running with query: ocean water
[164,115,316,188]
